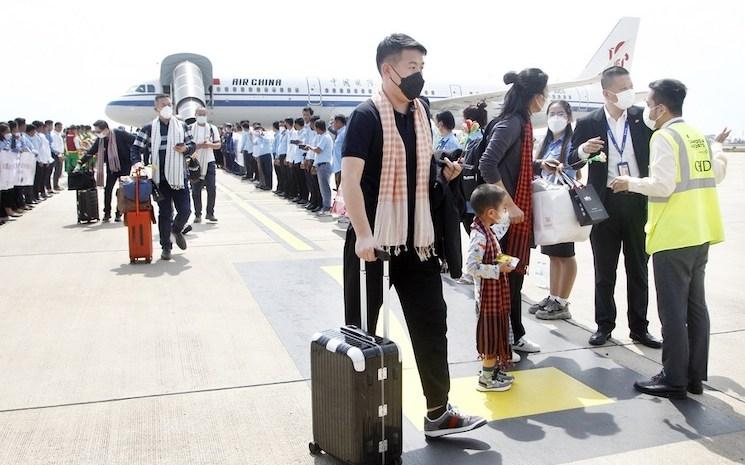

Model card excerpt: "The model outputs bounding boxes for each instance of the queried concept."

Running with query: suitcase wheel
[308,442,322,456]
[130,259,135,264]
[145,258,152,264]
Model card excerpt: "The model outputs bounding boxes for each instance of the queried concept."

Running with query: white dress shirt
[627,117,727,197]
[580,105,642,187]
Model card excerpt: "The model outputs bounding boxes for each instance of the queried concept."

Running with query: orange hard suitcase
[125,169,155,264]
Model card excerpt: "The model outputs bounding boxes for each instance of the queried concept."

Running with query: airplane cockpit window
[147,84,155,93]
[128,84,147,93]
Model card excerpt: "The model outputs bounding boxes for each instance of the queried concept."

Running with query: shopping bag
[532,178,591,246]
[0,150,16,190]
[560,172,609,226]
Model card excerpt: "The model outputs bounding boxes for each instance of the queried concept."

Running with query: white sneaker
[511,350,521,363]
[512,337,541,353]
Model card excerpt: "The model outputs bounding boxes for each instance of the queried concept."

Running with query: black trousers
[305,165,316,204]
[295,163,308,201]
[497,229,528,342]
[258,154,273,189]
[462,212,475,235]
[309,170,321,206]
[191,161,216,217]
[249,156,259,181]
[343,228,450,409]
[103,169,120,215]
[52,156,63,189]
[1,189,16,212]
[275,155,286,192]
[34,163,49,198]
[214,149,224,168]
[590,190,649,334]
[285,162,296,197]
[242,152,254,178]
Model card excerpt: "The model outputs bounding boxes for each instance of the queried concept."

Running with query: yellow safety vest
[646,121,724,255]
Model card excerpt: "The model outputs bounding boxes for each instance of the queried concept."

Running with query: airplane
[104,17,640,129]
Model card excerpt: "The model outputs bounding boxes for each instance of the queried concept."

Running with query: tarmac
[0,156,743,465]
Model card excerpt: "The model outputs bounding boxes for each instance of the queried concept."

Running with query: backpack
[461,117,498,201]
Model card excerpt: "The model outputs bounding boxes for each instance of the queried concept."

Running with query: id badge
[617,161,630,177]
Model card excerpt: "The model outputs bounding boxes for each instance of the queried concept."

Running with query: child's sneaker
[477,372,513,392]
[494,370,515,382]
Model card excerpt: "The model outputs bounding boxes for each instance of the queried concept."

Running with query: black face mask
[390,66,425,101]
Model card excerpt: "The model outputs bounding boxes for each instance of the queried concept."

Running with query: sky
[3,0,744,136]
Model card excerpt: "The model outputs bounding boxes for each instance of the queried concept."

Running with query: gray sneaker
[536,300,572,320]
[424,404,487,438]
[494,370,515,382]
[193,215,202,224]
[529,296,552,314]
[477,372,513,392]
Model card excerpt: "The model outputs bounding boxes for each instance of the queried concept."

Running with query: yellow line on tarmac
[216,182,313,252]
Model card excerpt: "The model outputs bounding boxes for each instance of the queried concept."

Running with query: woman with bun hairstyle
[460,101,489,234]
[479,68,549,356]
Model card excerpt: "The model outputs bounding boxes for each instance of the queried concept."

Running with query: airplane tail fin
[577,17,640,79]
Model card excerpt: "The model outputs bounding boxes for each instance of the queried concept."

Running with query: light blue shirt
[28,133,41,156]
[332,126,346,173]
[240,131,253,153]
[0,137,11,151]
[254,132,272,156]
[540,135,576,183]
[435,132,460,152]
[23,133,37,154]
[314,131,334,165]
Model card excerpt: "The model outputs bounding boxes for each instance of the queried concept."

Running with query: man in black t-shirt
[341,33,486,438]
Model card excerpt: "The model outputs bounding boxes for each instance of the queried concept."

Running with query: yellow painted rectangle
[216,183,313,251]
[404,367,615,428]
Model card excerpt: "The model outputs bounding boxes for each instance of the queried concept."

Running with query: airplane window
[232,87,237,92]
[353,89,358,94]
[272,88,276,93]
[264,87,269,92]
[215,86,220,92]
[136,85,146,93]
[368,89,372,94]
[295,88,300,92]
[256,88,261,93]
[147,84,155,93]
[332,88,336,93]
[241,87,245,93]
[347,88,351,94]
[249,87,253,92]
[324,88,329,93]
[280,87,284,92]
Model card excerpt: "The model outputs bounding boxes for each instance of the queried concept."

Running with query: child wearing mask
[466,184,516,392]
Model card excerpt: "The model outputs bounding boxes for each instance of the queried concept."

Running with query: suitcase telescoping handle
[133,167,145,214]
[360,248,391,339]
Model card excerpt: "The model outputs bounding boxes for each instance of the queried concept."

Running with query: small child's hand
[499,263,514,273]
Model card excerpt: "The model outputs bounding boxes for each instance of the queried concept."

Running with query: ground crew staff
[611,79,729,399]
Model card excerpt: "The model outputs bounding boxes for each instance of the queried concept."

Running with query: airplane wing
[429,75,602,113]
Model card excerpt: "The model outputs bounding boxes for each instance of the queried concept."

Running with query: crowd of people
[0,32,731,440]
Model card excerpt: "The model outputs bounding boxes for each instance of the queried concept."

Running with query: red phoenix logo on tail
[608,41,630,67]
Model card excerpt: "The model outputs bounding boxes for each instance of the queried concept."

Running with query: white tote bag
[532,178,591,246]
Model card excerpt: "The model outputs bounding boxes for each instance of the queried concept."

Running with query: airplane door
[449,84,462,97]
[306,77,322,105]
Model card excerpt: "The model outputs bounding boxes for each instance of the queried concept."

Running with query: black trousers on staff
[590,190,649,334]
[343,227,450,409]
[295,163,308,201]
[242,151,253,179]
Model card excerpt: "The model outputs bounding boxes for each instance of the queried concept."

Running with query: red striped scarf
[505,122,534,274]
[473,217,512,365]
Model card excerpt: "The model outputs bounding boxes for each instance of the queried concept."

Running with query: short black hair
[284,117,294,126]
[14,117,25,126]
[54,122,62,127]
[25,123,36,133]
[435,111,455,131]
[32,120,43,128]
[302,107,314,116]
[294,117,305,126]
[601,66,630,90]
[310,115,320,123]
[0,123,9,134]
[649,79,687,116]
[375,33,427,73]
[470,184,508,216]
[241,122,251,130]
[93,120,109,130]
[154,94,170,105]
[334,114,347,125]
[44,120,53,126]
[272,121,280,130]
[314,120,326,132]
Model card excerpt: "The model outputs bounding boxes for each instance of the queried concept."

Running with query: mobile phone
[290,139,301,145]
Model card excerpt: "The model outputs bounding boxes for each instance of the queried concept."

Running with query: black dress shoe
[688,380,704,395]
[589,330,612,346]
[630,331,663,349]
[634,373,687,399]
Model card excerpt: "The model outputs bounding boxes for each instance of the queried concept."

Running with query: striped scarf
[473,216,512,364]
[371,91,434,260]
[95,130,119,187]
[505,122,534,274]
[151,118,185,189]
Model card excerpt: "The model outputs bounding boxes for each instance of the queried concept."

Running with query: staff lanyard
[607,120,629,160]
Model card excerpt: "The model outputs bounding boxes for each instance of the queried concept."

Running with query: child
[466,184,516,392]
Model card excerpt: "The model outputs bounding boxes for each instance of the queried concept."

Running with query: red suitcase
[125,170,154,264]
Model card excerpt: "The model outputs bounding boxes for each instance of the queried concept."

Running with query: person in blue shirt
[331,114,347,189]
[306,119,335,216]
[434,111,461,152]
[253,124,273,190]
[304,115,322,211]
[530,100,577,321]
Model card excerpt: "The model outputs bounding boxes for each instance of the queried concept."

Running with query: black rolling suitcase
[309,251,403,465]
[76,188,99,223]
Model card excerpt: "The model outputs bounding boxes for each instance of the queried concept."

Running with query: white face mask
[159,106,173,120]
[611,89,635,110]
[547,116,568,134]
[196,115,207,125]
[97,130,108,139]
[643,105,661,130]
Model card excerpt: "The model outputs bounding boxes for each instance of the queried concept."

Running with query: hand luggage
[309,250,403,465]
[126,169,154,264]
[68,170,96,190]
[76,188,99,223]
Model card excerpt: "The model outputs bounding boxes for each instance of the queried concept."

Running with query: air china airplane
[105,17,640,128]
